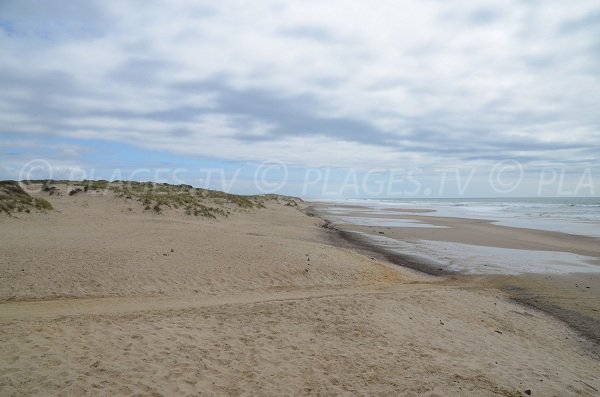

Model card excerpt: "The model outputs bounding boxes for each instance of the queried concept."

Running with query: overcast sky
[1,1,599,196]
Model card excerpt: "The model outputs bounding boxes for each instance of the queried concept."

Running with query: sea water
[328,197,600,237]
[319,197,600,275]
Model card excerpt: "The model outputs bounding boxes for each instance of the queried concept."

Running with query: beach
[1,184,600,396]
[315,200,600,348]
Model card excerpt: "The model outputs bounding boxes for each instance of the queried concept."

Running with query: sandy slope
[1,188,599,396]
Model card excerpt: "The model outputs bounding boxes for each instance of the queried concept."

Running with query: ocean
[327,197,600,237]
[317,197,600,275]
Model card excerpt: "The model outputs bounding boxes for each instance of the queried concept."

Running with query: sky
[1,0,599,197]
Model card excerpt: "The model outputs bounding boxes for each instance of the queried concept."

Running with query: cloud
[0,0,111,40]
[467,7,503,25]
[278,25,336,41]
[559,8,600,34]
[0,0,598,173]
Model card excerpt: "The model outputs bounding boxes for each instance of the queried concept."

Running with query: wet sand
[484,273,600,346]
[321,204,600,257]
[313,202,600,353]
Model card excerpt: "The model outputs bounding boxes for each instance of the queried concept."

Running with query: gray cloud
[467,8,502,25]
[0,0,110,40]
[559,8,600,34]
[0,0,598,170]
[171,78,392,144]
[108,58,175,86]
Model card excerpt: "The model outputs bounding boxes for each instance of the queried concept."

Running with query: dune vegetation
[0,181,53,214]
[12,179,300,218]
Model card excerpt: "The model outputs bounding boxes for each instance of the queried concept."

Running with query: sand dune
[1,184,599,396]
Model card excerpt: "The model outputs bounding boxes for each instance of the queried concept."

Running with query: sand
[1,188,600,396]
[315,202,600,351]
[480,273,600,345]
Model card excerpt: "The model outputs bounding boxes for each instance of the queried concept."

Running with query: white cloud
[0,0,599,169]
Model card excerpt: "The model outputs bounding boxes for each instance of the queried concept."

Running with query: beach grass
[0,181,53,214]
[12,179,300,218]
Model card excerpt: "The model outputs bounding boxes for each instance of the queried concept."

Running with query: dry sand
[1,187,599,396]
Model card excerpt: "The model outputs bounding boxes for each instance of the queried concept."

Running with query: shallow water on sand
[356,232,600,275]
[318,199,600,275]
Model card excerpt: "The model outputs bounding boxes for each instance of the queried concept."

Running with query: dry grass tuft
[13,179,302,218]
[0,181,53,214]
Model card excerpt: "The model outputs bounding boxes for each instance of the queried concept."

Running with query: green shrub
[33,197,53,211]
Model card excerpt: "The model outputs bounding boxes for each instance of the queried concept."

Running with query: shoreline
[308,204,600,357]
[320,219,454,277]
[306,204,454,276]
